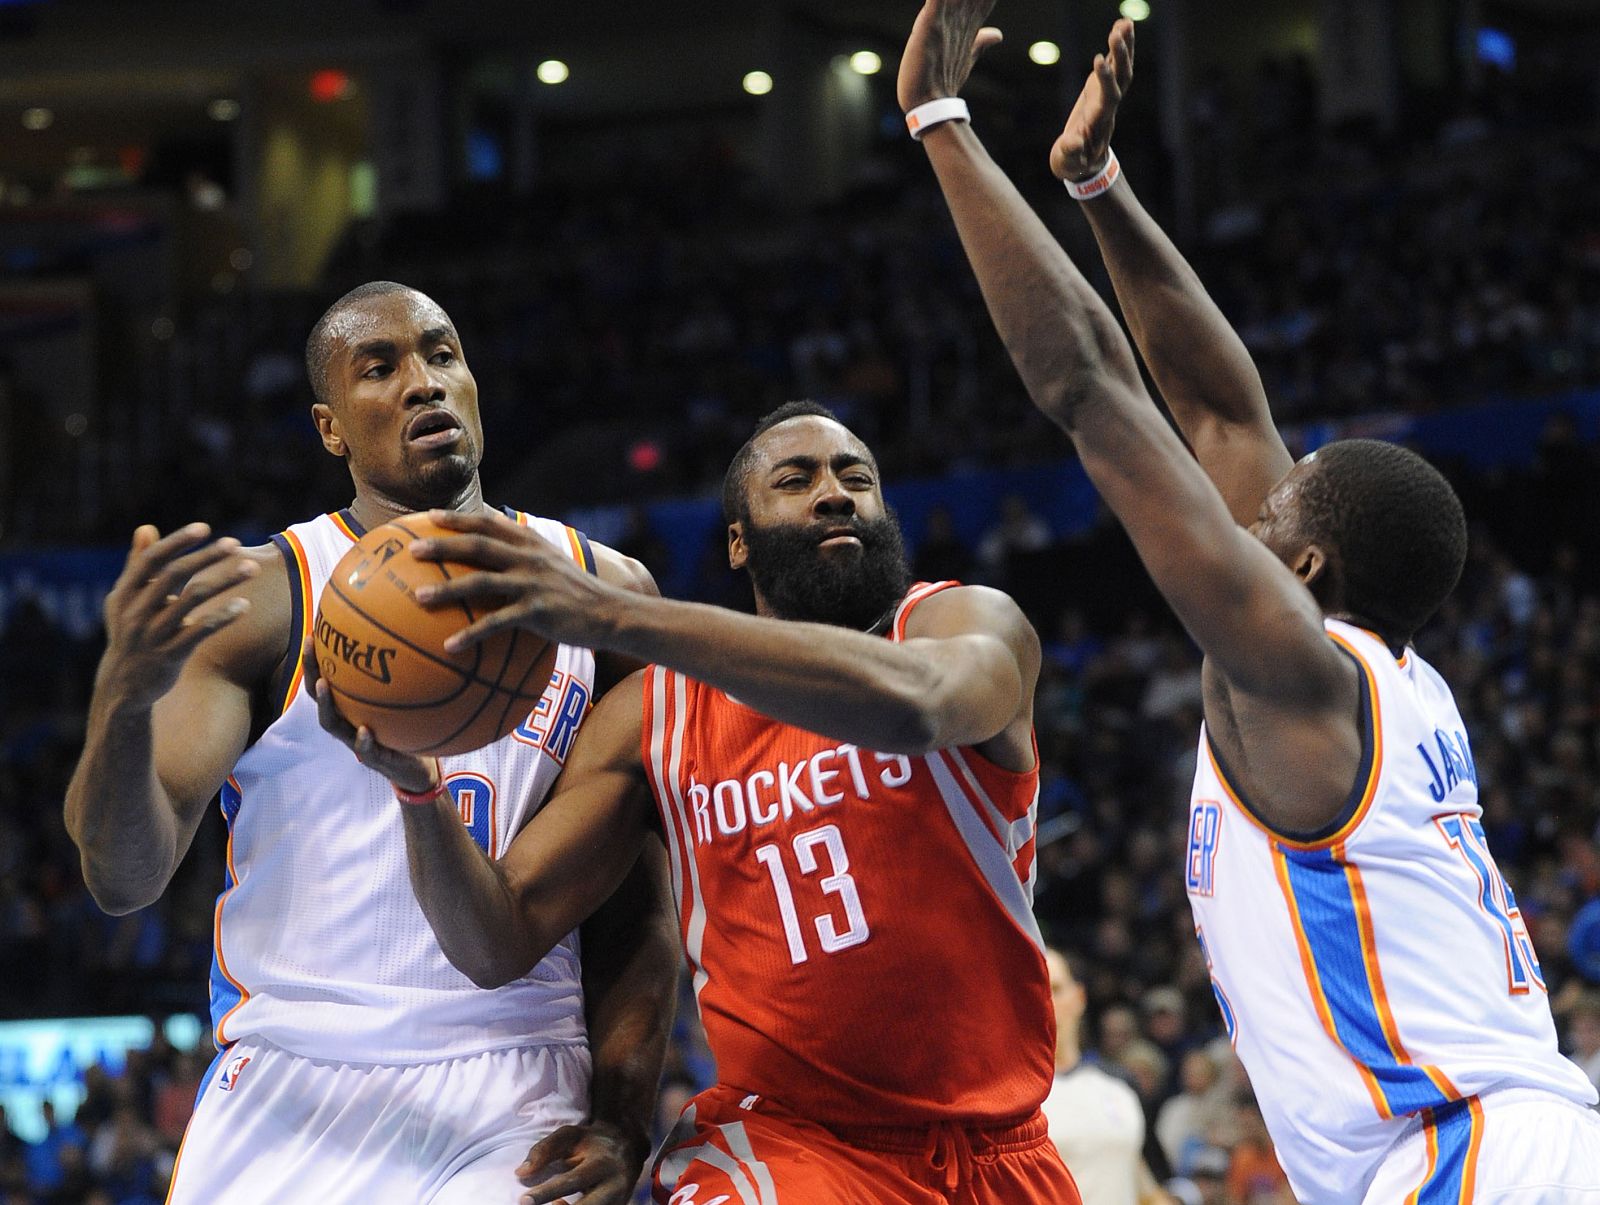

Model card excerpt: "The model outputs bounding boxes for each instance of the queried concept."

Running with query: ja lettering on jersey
[209,509,597,1064]
[1185,618,1595,1204]
[641,581,1055,1127]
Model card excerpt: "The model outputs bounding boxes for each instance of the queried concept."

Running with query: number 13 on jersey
[756,824,871,965]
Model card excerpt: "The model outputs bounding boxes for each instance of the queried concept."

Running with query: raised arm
[65,525,276,914]
[403,513,1038,769]
[896,0,1352,717]
[1050,19,1292,524]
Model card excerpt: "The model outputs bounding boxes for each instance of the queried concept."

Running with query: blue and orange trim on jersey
[499,507,595,575]
[209,775,250,1048]
[267,528,316,716]
[1405,1096,1484,1203]
[1270,840,1460,1119]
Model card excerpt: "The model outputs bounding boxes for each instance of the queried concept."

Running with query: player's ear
[727,521,747,571]
[1293,543,1329,588]
[312,403,347,458]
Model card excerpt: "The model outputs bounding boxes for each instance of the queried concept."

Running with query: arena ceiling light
[536,60,569,85]
[849,51,882,76]
[1028,41,1061,66]
[208,98,241,122]
[743,70,773,96]
[21,106,52,131]
[1119,0,1151,20]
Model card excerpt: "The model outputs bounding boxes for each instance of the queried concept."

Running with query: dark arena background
[1,0,1599,1202]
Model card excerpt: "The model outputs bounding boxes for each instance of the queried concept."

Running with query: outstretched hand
[97,524,258,709]
[301,638,440,795]
[407,510,619,652]
[1050,18,1134,183]
[517,1121,645,1205]
[897,0,1002,113]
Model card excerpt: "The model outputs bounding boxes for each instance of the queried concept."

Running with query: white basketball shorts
[166,1037,590,1205]
[1362,1089,1600,1203]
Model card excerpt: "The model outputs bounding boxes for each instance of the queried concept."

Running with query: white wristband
[1063,148,1121,200]
[906,97,970,141]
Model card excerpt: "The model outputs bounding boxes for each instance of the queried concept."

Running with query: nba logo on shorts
[218,1054,252,1092]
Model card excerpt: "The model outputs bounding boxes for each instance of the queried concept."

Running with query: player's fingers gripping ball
[313,513,555,756]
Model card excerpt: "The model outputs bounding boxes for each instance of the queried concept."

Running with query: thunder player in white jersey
[64,282,677,1205]
[902,2,1600,1200]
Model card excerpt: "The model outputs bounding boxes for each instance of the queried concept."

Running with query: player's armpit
[498,672,657,967]
[898,584,1040,771]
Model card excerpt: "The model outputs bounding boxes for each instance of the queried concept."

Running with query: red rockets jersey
[640,582,1055,1127]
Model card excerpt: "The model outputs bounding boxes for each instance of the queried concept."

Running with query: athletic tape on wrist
[906,97,971,141]
[1063,148,1121,200]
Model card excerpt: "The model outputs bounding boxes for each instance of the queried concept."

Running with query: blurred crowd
[3,32,1600,1205]
[7,43,1600,545]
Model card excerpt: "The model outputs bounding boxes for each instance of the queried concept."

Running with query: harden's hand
[518,1121,645,1205]
[97,524,258,709]
[301,638,440,796]
[897,0,1002,113]
[1050,18,1134,183]
[407,509,619,652]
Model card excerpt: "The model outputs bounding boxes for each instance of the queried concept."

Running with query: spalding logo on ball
[313,513,555,756]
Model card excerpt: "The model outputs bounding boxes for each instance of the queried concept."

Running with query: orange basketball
[312,513,555,757]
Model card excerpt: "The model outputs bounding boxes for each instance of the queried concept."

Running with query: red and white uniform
[642,582,1078,1204]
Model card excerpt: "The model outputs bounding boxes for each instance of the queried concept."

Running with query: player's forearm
[920,121,1146,433]
[601,595,967,753]
[399,800,546,988]
[578,848,677,1175]
[1079,180,1272,434]
[65,700,183,915]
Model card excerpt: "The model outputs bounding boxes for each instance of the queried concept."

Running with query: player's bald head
[305,281,454,408]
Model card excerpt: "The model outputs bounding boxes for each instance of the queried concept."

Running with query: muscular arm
[64,531,281,914]
[917,118,1349,711]
[607,582,1036,762]
[397,674,657,990]
[1050,19,1291,524]
[1078,182,1291,525]
[417,516,1038,764]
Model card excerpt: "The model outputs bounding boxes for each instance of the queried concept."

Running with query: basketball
[312,513,555,757]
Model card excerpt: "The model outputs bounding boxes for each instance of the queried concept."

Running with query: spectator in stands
[976,493,1053,584]
[1155,1050,1228,1175]
[1567,991,1600,1097]
[1042,948,1173,1205]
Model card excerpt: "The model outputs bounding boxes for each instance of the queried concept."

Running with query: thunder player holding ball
[64,282,677,1205]
[908,2,1600,1200]
[327,401,1081,1204]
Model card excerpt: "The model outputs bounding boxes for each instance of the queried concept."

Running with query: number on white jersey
[755,824,871,965]
[1196,924,1238,1045]
[1436,814,1545,994]
[446,773,496,856]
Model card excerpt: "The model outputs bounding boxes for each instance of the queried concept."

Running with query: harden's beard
[742,512,912,631]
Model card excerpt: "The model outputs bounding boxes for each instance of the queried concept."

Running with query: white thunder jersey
[1184,619,1596,1204]
[209,508,599,1064]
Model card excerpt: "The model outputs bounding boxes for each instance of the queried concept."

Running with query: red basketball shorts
[652,1084,1081,1205]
